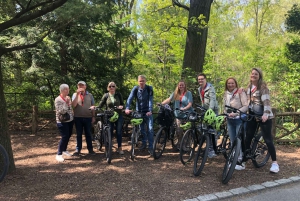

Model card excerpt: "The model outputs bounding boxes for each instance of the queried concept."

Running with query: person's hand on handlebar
[89,106,96,110]
[261,115,268,122]
[125,109,130,115]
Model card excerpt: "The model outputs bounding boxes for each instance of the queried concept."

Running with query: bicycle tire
[170,121,178,147]
[180,129,196,165]
[220,132,231,160]
[104,127,112,164]
[130,127,138,161]
[0,144,9,182]
[222,138,241,184]
[193,134,209,176]
[251,132,270,168]
[153,127,168,159]
[94,121,103,151]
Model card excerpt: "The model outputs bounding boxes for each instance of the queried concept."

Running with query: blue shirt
[169,91,193,119]
[126,85,153,113]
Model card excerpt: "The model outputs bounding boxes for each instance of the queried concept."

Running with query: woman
[223,77,248,170]
[161,81,193,150]
[244,68,279,173]
[55,84,74,162]
[91,82,124,154]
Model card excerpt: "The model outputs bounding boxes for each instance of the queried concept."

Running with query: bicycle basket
[132,112,142,119]
[188,112,198,122]
[156,106,173,127]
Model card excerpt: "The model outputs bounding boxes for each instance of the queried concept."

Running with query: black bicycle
[153,104,177,159]
[222,105,270,184]
[178,106,206,165]
[193,115,230,176]
[93,107,116,164]
[0,144,9,182]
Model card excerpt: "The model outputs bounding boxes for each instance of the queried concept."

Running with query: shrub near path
[0,132,300,201]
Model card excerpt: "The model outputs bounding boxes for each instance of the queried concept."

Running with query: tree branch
[172,0,189,11]
[16,0,25,10]
[0,0,68,32]
[14,0,55,19]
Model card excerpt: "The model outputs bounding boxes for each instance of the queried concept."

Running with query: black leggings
[245,118,277,161]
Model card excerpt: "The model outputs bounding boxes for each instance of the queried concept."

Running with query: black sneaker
[148,149,153,156]
[72,151,80,156]
[89,150,96,155]
[139,144,147,150]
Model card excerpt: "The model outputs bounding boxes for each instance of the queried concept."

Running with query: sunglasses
[109,86,116,88]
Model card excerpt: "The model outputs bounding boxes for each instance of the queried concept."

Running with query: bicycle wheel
[193,134,209,176]
[130,127,138,161]
[170,121,178,147]
[94,121,103,151]
[251,132,270,168]
[222,138,241,184]
[0,144,9,182]
[220,131,231,160]
[153,127,168,159]
[104,127,112,164]
[180,129,196,165]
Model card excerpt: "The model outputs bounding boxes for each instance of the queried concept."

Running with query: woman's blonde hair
[173,80,187,100]
[107,82,118,91]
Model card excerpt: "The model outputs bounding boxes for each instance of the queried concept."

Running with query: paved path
[184,175,300,201]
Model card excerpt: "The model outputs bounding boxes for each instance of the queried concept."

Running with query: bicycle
[193,108,230,176]
[152,104,177,159]
[0,144,9,182]
[222,105,270,184]
[92,107,118,164]
[128,111,151,161]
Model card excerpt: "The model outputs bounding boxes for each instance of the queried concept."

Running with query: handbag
[250,104,264,116]
[58,112,70,122]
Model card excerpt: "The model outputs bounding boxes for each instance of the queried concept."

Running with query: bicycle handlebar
[224,105,262,121]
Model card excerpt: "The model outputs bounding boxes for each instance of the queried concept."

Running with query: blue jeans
[227,118,242,145]
[110,114,124,148]
[57,121,74,155]
[74,117,93,152]
[140,115,154,150]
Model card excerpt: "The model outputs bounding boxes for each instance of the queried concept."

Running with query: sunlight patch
[54,193,77,199]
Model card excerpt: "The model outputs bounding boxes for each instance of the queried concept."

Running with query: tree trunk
[0,56,16,172]
[182,0,213,74]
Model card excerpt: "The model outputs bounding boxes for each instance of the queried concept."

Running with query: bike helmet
[203,109,216,125]
[109,111,119,122]
[131,118,143,125]
[215,115,225,131]
[180,122,191,130]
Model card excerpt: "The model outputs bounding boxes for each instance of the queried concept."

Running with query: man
[71,81,95,156]
[197,73,219,158]
[125,75,154,155]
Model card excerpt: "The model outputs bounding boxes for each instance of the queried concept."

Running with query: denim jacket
[126,85,153,113]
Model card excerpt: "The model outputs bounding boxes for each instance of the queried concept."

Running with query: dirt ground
[1,130,300,201]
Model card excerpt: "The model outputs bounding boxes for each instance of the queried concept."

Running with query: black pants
[245,118,276,161]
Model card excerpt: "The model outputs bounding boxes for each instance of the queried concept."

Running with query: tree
[0,0,68,172]
[173,0,213,73]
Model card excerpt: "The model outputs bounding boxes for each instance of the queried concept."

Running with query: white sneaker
[235,162,246,170]
[63,151,72,156]
[270,163,279,173]
[56,155,64,162]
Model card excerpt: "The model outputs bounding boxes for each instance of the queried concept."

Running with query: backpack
[103,92,123,109]
[133,85,153,102]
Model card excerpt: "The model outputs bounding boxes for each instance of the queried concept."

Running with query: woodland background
[0,0,300,172]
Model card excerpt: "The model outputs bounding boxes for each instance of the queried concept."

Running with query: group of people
[54,69,279,174]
